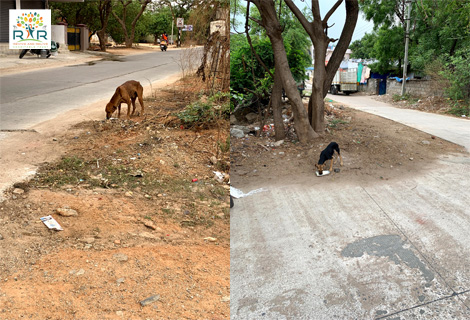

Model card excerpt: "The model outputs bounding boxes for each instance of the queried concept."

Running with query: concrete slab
[231,155,470,319]
[376,295,470,319]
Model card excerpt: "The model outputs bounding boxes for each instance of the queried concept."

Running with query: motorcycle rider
[162,32,168,43]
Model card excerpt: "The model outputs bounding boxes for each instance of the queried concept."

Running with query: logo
[9,10,51,49]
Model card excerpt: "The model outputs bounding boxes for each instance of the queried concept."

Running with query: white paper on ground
[230,186,267,199]
[40,215,63,231]
[316,170,330,177]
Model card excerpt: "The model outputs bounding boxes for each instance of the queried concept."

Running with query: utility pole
[401,0,412,96]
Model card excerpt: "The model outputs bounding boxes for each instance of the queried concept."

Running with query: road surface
[0,49,185,130]
[231,97,470,319]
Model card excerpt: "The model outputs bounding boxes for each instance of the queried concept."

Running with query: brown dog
[105,80,144,119]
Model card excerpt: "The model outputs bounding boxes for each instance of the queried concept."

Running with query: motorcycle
[160,40,167,52]
[19,41,59,59]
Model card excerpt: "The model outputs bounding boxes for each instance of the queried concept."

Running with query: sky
[231,0,375,43]
[309,0,375,42]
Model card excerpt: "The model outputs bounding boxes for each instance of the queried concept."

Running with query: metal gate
[67,27,81,51]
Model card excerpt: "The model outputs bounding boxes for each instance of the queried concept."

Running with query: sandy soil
[231,100,467,190]
[0,71,230,319]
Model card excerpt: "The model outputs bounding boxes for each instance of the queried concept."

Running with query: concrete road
[0,49,186,130]
[326,94,470,152]
[231,155,470,319]
[231,97,470,319]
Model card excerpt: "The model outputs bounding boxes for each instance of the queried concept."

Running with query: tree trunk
[97,29,107,51]
[252,0,319,143]
[272,69,285,141]
[97,0,112,52]
[284,0,359,134]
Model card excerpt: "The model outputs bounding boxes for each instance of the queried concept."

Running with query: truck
[330,68,358,95]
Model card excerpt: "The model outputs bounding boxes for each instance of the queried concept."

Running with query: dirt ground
[231,100,467,190]
[0,77,230,319]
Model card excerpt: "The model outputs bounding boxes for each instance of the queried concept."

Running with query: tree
[283,0,359,134]
[236,0,358,142]
[349,32,377,59]
[96,0,113,51]
[187,0,230,44]
[249,0,318,142]
[50,0,106,44]
[358,0,470,107]
[146,6,173,44]
[111,0,151,47]
[162,0,197,45]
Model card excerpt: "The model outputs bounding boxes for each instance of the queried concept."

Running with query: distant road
[0,49,183,130]
[326,93,470,152]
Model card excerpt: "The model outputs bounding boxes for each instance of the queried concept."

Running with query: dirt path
[0,61,230,318]
[231,101,467,190]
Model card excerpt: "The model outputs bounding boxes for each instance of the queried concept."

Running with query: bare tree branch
[324,0,359,94]
[311,0,321,21]
[323,0,343,24]
[284,0,313,37]
[245,1,274,78]
[248,17,263,26]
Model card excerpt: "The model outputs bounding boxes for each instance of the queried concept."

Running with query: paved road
[326,94,470,152]
[231,98,470,319]
[0,49,185,130]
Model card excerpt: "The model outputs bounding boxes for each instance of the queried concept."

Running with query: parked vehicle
[160,40,167,52]
[330,68,358,95]
[19,41,59,59]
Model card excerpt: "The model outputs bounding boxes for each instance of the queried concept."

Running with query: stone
[140,295,160,306]
[116,278,125,286]
[81,237,95,244]
[12,188,25,195]
[230,114,238,125]
[245,113,258,123]
[56,207,78,217]
[113,253,129,262]
[144,221,157,230]
[0,234,3,240]
[76,269,85,276]
[422,140,430,145]
[230,128,245,138]
[272,140,284,147]
[210,156,218,165]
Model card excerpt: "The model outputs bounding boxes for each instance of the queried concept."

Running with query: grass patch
[447,101,470,117]
[392,93,419,104]
[328,119,348,128]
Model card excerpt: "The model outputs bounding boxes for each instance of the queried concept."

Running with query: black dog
[315,142,343,175]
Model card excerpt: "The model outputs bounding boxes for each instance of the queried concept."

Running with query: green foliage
[439,47,470,108]
[50,0,101,33]
[146,6,173,43]
[108,1,149,44]
[218,135,230,154]
[358,0,470,106]
[369,26,404,74]
[229,34,274,95]
[350,33,378,59]
[176,100,229,128]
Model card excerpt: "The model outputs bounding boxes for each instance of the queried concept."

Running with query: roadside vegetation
[350,0,470,116]
[50,0,230,50]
